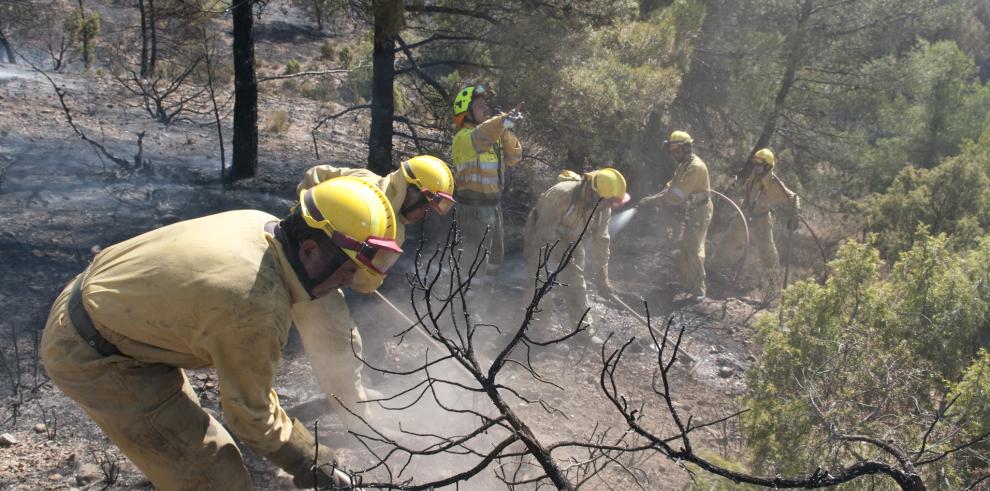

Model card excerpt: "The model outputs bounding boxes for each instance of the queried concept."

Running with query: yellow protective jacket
[524,172,611,283]
[297,164,409,293]
[740,172,798,217]
[659,154,711,208]
[79,210,307,456]
[451,115,522,206]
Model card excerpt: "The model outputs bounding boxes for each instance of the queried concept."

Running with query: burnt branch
[257,68,348,83]
[394,34,498,52]
[403,4,501,25]
[601,319,932,490]
[109,53,209,125]
[394,60,500,75]
[21,54,136,172]
[394,35,449,100]
[336,204,633,489]
[310,104,372,159]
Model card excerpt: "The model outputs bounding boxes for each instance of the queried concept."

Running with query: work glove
[502,108,524,129]
[267,417,355,489]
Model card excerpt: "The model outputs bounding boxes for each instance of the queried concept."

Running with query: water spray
[607,207,637,236]
[372,291,474,379]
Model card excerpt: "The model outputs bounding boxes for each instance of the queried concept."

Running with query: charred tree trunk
[314,0,325,31]
[229,0,258,183]
[0,28,15,64]
[138,0,148,77]
[148,0,157,76]
[367,0,404,177]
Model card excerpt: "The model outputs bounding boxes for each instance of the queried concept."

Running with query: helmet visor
[330,232,403,276]
[426,190,456,215]
[406,189,456,217]
[607,193,631,209]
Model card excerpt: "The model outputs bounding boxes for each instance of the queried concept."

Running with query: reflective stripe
[458,175,500,185]
[670,186,686,199]
[453,127,504,201]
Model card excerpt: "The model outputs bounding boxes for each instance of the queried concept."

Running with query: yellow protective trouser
[711,213,781,286]
[673,201,713,297]
[291,291,369,425]
[457,203,504,267]
[41,275,254,490]
[522,243,591,330]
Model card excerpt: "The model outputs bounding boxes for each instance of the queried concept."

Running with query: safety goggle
[300,191,403,276]
[330,231,403,276]
[422,189,456,215]
[605,193,632,209]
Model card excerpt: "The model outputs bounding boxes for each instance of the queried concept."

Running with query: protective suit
[451,114,522,267]
[522,172,612,329]
[293,164,409,421]
[642,153,713,297]
[711,172,799,287]
[41,210,329,489]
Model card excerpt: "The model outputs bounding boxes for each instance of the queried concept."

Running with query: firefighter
[521,168,629,332]
[638,130,713,301]
[41,177,401,489]
[450,82,523,291]
[292,155,455,421]
[710,148,800,289]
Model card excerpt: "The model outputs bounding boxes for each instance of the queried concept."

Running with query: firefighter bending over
[292,155,455,421]
[41,177,401,489]
[522,168,629,334]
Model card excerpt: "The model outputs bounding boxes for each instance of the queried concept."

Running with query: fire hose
[606,292,698,364]
[373,291,458,357]
[708,190,750,285]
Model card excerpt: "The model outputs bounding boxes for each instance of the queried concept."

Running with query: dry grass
[266,109,290,135]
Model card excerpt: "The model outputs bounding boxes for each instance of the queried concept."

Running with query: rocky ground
[0,11,775,489]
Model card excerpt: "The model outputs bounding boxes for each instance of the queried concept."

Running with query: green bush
[320,42,336,61]
[301,80,336,102]
[742,232,990,487]
[64,8,100,69]
[339,36,372,101]
[266,109,290,135]
[284,59,302,75]
[338,45,353,68]
[865,131,990,260]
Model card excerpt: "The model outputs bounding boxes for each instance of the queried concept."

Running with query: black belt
[67,275,122,357]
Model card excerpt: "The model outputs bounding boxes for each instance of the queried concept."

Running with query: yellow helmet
[665,130,693,145]
[590,168,631,207]
[753,148,775,168]
[400,155,456,215]
[298,176,403,278]
[452,83,493,116]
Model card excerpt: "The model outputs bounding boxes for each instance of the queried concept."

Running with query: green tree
[64,5,100,69]
[669,0,965,198]
[865,131,990,259]
[861,41,990,189]
[742,232,990,488]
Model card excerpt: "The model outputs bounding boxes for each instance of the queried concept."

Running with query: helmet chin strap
[273,221,350,300]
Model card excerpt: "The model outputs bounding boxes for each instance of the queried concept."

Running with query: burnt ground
[0,42,783,490]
